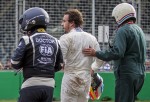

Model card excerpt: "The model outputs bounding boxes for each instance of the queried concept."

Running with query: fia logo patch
[39,44,54,56]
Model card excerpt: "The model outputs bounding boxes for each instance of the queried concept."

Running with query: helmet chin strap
[24,28,46,36]
[20,28,27,35]
[37,28,46,32]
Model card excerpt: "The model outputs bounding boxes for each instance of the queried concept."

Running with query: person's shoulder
[45,33,57,39]
[40,33,59,43]
[120,23,136,30]
[60,33,69,38]
[117,27,127,37]
[59,33,72,41]
[119,24,141,32]
[132,24,143,30]
[117,24,137,35]
[117,24,129,33]
[85,32,96,39]
[82,32,98,42]
[82,31,92,36]
[22,35,29,39]
[20,35,30,45]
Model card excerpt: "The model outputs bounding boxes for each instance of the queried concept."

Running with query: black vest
[22,33,59,80]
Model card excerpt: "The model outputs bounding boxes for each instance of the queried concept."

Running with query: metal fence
[0,0,150,70]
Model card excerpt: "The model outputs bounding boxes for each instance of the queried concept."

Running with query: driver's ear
[70,21,75,27]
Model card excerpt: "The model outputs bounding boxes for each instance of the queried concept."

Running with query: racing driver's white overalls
[59,28,103,102]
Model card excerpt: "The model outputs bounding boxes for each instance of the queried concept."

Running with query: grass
[0,100,150,102]
[0,100,16,102]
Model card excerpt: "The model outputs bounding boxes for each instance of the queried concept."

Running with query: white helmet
[112,3,136,25]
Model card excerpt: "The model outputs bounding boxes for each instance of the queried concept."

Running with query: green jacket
[96,24,146,76]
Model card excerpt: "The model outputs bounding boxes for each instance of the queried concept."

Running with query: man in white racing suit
[59,9,103,102]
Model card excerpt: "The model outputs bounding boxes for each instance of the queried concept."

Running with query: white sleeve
[59,35,70,60]
[91,37,104,72]
[91,58,104,72]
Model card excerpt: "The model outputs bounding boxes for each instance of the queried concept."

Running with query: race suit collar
[70,27,83,32]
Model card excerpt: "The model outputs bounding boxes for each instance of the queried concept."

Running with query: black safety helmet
[19,7,49,32]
